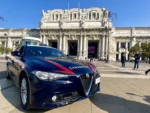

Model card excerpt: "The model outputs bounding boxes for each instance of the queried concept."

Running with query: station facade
[0,8,150,61]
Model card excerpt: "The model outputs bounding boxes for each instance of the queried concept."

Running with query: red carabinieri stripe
[88,63,96,72]
[44,59,75,75]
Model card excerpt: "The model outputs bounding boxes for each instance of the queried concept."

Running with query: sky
[0,0,150,28]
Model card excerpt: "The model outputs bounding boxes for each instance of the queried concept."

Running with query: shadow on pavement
[126,93,150,105]
[0,71,7,79]
[90,93,150,113]
[116,71,142,75]
[1,81,50,113]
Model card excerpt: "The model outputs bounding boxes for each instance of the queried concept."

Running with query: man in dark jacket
[133,51,140,70]
[121,53,126,67]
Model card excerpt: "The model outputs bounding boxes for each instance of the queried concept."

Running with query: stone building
[0,8,150,61]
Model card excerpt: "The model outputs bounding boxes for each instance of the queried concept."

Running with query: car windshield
[22,39,41,45]
[25,46,65,57]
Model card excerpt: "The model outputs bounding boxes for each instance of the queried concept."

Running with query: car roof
[25,45,57,49]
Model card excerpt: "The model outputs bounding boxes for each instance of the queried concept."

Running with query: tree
[129,43,150,63]
[0,46,12,54]
[141,43,150,61]
[129,43,141,57]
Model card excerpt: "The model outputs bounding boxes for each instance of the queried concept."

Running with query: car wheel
[6,66,11,80]
[20,74,31,110]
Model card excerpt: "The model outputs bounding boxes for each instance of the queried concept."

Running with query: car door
[7,56,16,80]
[12,46,25,84]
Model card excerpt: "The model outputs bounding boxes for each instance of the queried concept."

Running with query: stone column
[68,12,70,20]
[54,14,56,20]
[42,35,46,43]
[91,12,93,19]
[59,35,62,51]
[105,36,108,57]
[62,35,66,54]
[46,37,49,45]
[7,37,12,49]
[83,35,87,58]
[118,42,121,60]
[79,35,83,57]
[101,35,105,58]
[98,36,101,59]
[125,42,128,60]
[51,13,52,21]
[40,35,42,42]
[125,42,128,49]
[77,38,80,57]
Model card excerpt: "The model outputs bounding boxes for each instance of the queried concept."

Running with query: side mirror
[11,51,20,56]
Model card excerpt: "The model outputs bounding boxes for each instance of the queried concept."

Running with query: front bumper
[29,74,100,109]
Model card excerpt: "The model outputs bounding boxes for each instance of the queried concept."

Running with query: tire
[6,66,11,80]
[20,74,31,110]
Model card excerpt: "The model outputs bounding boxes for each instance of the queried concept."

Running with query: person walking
[133,51,141,70]
[145,69,150,75]
[121,53,126,67]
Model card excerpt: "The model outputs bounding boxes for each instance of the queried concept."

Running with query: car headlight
[32,71,69,81]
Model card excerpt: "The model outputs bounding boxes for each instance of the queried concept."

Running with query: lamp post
[103,10,117,63]
[4,33,7,54]
[0,16,8,24]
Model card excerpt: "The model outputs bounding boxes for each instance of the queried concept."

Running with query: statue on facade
[59,20,63,28]
[102,9,108,19]
[79,20,84,28]
[131,37,137,47]
[42,10,46,18]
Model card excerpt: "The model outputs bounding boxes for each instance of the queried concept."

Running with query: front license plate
[95,77,100,84]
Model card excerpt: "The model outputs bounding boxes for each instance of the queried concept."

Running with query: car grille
[80,74,93,95]
[89,83,99,94]
[61,92,81,102]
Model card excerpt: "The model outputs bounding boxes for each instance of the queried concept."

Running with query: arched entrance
[48,40,57,49]
[88,41,98,58]
[68,40,78,56]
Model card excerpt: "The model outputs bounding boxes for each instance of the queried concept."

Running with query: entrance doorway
[88,41,98,58]
[68,40,78,56]
[116,54,119,61]
[48,40,57,49]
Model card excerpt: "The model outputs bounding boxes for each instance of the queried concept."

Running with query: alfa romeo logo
[86,73,90,78]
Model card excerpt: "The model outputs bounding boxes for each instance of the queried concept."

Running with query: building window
[53,14,54,20]
[121,43,126,49]
[56,14,58,20]
[70,14,72,20]
[92,12,96,19]
[89,13,91,20]
[73,13,77,19]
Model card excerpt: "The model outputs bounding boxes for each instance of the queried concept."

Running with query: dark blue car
[6,45,100,110]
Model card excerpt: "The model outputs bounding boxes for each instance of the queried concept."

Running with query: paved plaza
[0,61,150,113]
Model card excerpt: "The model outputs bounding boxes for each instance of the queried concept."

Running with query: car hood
[25,57,96,75]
